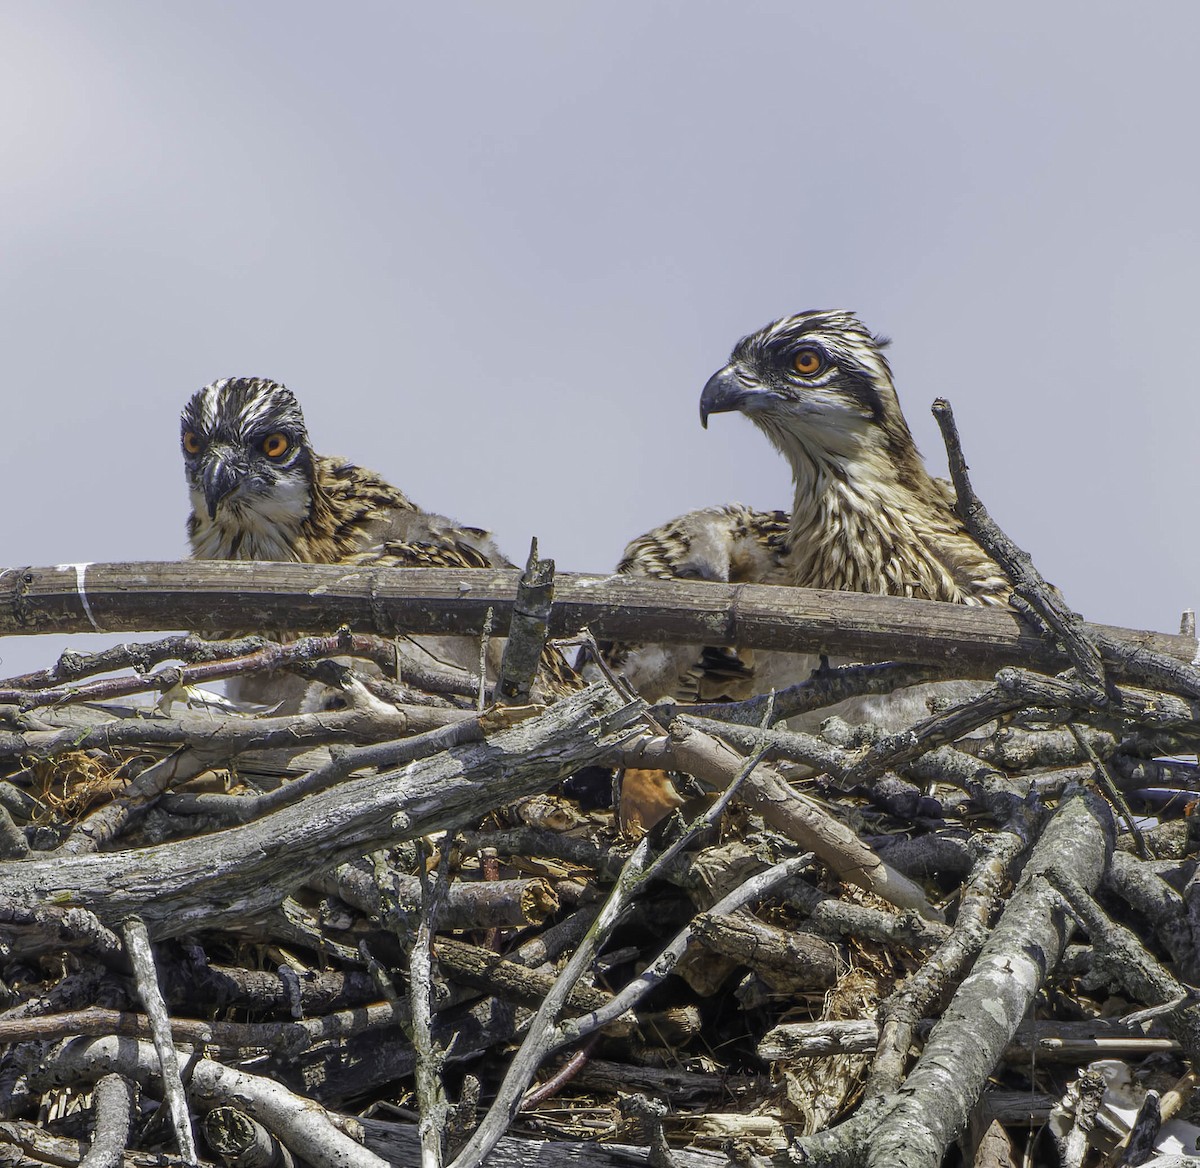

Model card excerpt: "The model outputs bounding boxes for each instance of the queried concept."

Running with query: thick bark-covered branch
[0,562,1192,677]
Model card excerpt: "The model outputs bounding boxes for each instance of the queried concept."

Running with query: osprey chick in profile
[700,310,1010,604]
[612,312,1011,723]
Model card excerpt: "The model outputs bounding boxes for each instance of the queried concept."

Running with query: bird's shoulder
[313,454,418,521]
[342,501,512,571]
[307,454,509,569]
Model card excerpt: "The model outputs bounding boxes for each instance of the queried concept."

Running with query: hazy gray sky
[2,2,1198,677]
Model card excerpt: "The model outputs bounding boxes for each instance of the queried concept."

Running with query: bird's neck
[775,427,1004,603]
[187,477,313,562]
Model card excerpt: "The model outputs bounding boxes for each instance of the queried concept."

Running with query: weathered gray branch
[33,1036,390,1168]
[121,918,197,1164]
[0,684,644,938]
[861,790,1114,1168]
[78,1073,136,1168]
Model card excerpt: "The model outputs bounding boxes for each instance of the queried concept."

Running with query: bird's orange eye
[262,433,289,458]
[182,431,202,455]
[793,348,823,376]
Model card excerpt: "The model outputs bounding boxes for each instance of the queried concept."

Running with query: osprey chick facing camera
[181,377,503,568]
[180,376,535,708]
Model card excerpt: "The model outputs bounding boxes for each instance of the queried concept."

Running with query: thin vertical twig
[122,918,197,1165]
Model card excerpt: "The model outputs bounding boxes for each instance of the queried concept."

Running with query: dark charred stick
[0,901,124,964]
[1106,850,1200,986]
[1107,1090,1161,1168]
[873,833,974,881]
[287,996,522,1109]
[688,911,838,991]
[1087,624,1200,703]
[494,540,554,706]
[1115,755,1200,789]
[158,958,379,1015]
[507,905,603,970]
[931,396,1109,701]
[573,1058,765,1107]
[1103,1070,1199,1168]
[779,873,949,950]
[460,828,628,883]
[432,936,625,1021]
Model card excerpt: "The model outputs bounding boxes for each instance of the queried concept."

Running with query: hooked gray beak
[700,366,754,428]
[700,364,772,427]
[201,455,246,519]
